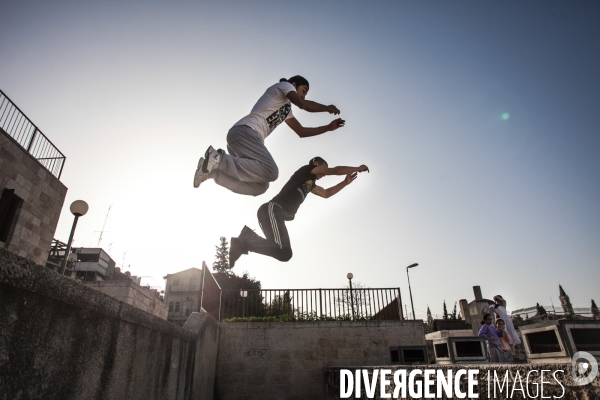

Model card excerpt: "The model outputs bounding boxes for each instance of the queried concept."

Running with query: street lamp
[347,273,355,319]
[59,200,89,275]
[240,289,248,318]
[406,263,418,320]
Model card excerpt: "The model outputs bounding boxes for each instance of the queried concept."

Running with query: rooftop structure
[1,90,67,265]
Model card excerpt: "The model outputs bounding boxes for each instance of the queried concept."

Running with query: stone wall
[216,320,425,400]
[0,248,219,400]
[83,279,169,320]
[0,129,67,266]
[325,364,600,399]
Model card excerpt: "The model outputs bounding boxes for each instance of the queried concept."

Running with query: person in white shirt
[193,76,345,196]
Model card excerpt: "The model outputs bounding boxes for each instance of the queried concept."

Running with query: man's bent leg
[216,125,279,183]
[210,170,269,196]
[244,202,292,262]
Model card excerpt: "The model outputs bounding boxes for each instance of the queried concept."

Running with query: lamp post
[240,290,248,318]
[59,200,89,275]
[347,273,355,320]
[406,263,418,320]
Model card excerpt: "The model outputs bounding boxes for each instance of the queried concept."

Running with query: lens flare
[502,113,510,120]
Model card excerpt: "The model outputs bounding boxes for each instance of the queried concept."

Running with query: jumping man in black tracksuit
[229,157,368,267]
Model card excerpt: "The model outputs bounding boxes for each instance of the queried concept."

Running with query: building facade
[84,279,168,320]
[163,264,206,326]
[0,90,67,266]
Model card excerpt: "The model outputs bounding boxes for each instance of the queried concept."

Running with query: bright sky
[1,1,599,320]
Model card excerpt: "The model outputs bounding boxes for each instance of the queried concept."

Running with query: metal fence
[219,288,403,321]
[0,90,66,179]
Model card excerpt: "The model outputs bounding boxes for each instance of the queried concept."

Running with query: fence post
[396,288,403,320]
[349,281,355,320]
[319,289,323,317]
[58,158,65,179]
[26,128,37,152]
[218,291,222,322]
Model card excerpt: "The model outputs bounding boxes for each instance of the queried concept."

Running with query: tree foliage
[212,237,231,275]
[451,302,458,320]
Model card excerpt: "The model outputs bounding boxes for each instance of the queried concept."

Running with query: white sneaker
[193,157,210,188]
[202,145,222,173]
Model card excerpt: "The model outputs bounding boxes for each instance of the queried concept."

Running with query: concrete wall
[83,279,169,320]
[0,129,67,266]
[325,364,600,399]
[216,320,425,400]
[0,248,219,400]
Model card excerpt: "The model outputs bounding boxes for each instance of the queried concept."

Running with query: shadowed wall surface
[216,320,426,400]
[0,248,219,400]
[0,129,67,266]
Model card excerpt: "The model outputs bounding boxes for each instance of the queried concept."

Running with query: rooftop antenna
[550,297,556,315]
[96,205,113,247]
[121,252,126,269]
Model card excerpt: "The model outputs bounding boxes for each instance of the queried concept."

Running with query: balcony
[0,90,66,179]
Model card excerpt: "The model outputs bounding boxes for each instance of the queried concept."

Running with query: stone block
[337,347,364,360]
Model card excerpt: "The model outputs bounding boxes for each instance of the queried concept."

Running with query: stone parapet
[0,248,219,400]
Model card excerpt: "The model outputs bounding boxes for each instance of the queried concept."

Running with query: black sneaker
[238,226,261,249]
[229,237,245,268]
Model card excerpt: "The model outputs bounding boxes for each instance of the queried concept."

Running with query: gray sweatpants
[209,125,279,196]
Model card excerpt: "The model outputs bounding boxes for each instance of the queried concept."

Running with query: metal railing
[0,90,66,179]
[219,288,403,321]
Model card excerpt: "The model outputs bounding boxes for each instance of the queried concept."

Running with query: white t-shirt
[234,81,296,140]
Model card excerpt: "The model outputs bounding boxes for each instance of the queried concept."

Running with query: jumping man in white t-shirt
[193,75,345,196]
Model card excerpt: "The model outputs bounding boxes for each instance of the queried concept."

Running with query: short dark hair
[481,313,492,325]
[280,75,309,89]
[309,157,327,166]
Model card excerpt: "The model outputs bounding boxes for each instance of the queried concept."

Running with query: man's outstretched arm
[286,92,340,114]
[311,164,368,177]
[285,117,345,138]
[312,172,359,199]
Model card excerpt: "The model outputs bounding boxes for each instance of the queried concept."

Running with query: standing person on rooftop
[490,294,521,359]
[193,75,345,196]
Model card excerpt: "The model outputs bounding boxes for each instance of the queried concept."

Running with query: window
[0,188,23,244]
[181,302,187,316]
[168,302,174,312]
[189,276,197,291]
[173,277,180,286]
[175,302,180,312]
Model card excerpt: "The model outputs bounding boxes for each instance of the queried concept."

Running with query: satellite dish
[67,253,78,262]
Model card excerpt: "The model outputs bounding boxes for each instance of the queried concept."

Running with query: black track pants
[247,202,293,262]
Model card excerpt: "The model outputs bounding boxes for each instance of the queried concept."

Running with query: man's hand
[358,164,369,173]
[327,105,340,115]
[345,172,358,185]
[328,118,345,131]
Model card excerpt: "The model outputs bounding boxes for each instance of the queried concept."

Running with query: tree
[212,237,232,275]
[451,302,458,320]
[214,270,263,320]
[443,300,448,320]
[336,281,373,319]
